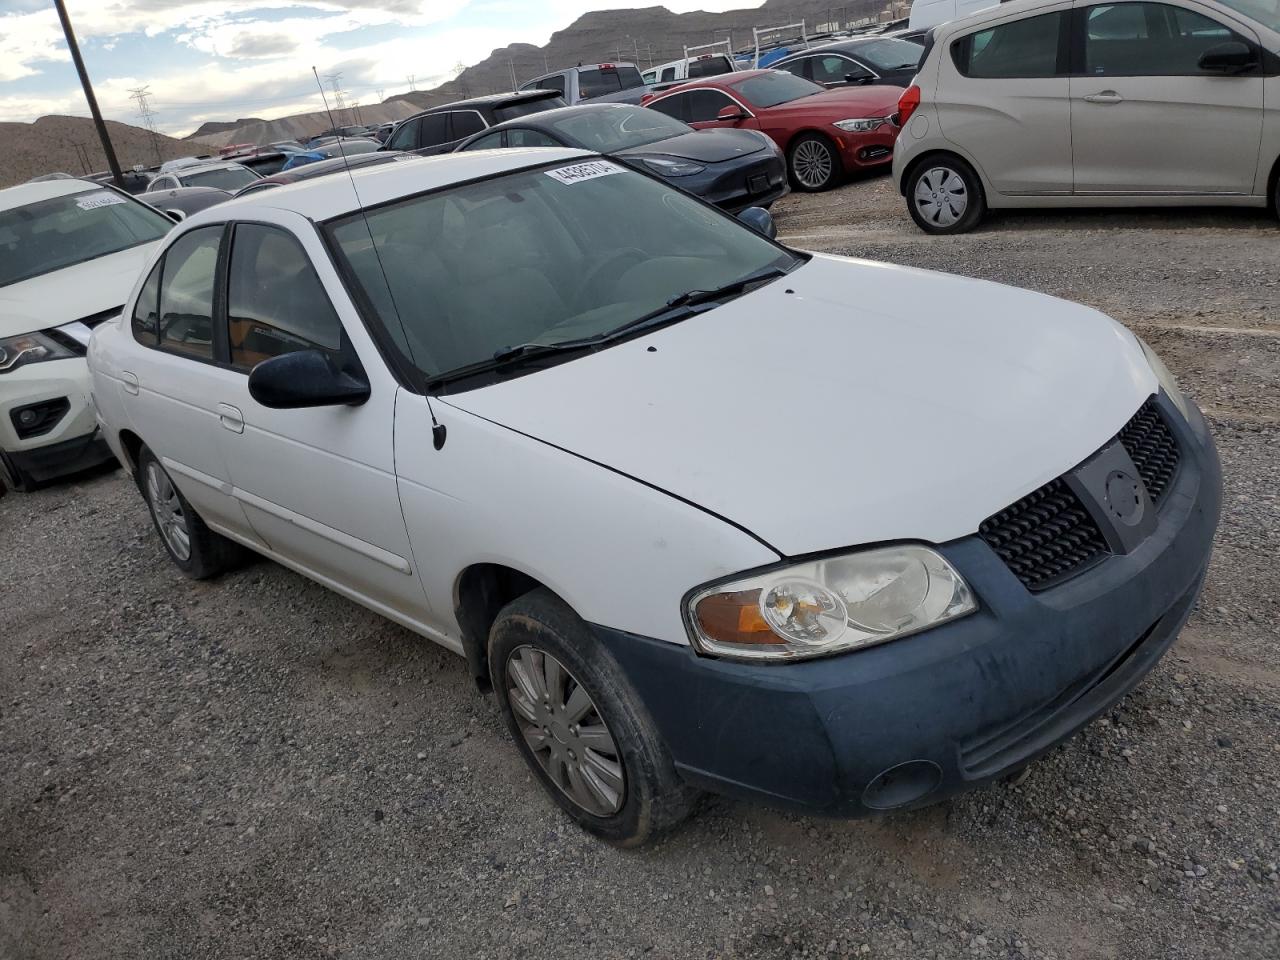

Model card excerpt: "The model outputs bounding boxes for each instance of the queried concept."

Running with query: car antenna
[311,66,446,451]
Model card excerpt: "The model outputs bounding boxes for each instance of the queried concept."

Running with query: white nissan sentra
[87,149,1221,845]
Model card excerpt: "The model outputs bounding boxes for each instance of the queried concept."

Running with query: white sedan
[87,148,1220,845]
[1,179,172,490]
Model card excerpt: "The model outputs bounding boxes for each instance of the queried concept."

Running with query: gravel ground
[2,173,1278,960]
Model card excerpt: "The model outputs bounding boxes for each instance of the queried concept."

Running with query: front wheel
[788,134,841,192]
[489,588,697,847]
[906,155,987,234]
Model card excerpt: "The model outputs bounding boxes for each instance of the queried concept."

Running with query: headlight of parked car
[1137,337,1189,420]
[687,544,977,661]
[0,332,75,375]
[640,157,706,177]
[833,118,886,133]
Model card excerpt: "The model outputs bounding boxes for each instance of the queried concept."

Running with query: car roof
[173,161,252,176]
[0,177,101,212]
[480,101,635,132]
[189,147,592,225]
[778,35,922,60]
[415,89,563,115]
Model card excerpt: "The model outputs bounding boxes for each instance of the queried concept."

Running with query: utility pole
[406,74,417,92]
[128,85,163,165]
[52,0,123,187]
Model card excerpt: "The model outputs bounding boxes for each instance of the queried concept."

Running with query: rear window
[688,56,734,78]
[543,106,690,150]
[492,94,568,123]
[0,190,171,287]
[952,12,1066,78]
[183,166,259,191]
[579,65,644,97]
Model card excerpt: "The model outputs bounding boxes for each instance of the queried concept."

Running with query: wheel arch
[1267,152,1280,214]
[453,562,558,692]
[117,429,144,480]
[898,147,990,199]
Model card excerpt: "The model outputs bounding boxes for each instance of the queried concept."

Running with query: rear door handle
[121,371,139,396]
[217,403,244,434]
[1083,91,1123,104]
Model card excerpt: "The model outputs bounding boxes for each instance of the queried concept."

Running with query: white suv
[892,0,1280,232]
[88,149,1220,845]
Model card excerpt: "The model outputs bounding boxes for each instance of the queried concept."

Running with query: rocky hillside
[188,102,422,150]
[0,115,209,189]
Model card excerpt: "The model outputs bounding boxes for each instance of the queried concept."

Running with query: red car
[642,69,902,192]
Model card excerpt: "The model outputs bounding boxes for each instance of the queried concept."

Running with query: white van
[908,0,999,29]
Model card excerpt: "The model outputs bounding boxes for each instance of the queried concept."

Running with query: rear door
[1069,0,1264,194]
[415,113,452,155]
[939,8,1075,194]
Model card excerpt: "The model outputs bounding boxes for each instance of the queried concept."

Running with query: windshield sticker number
[75,192,128,211]
[545,160,622,185]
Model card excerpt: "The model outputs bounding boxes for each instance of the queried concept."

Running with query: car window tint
[689,56,733,78]
[157,226,221,361]
[492,96,567,122]
[777,58,810,79]
[507,129,560,147]
[660,66,677,81]
[813,55,869,84]
[419,113,450,146]
[1084,3,1247,75]
[450,111,485,139]
[227,224,341,371]
[953,12,1065,78]
[132,259,162,346]
[853,37,924,70]
[730,71,822,107]
[647,92,689,121]
[540,75,567,96]
[579,68,624,98]
[388,118,419,151]
[464,131,506,150]
[686,89,735,122]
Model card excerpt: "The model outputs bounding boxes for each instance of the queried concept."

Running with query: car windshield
[1213,0,1279,30]
[183,166,258,190]
[0,189,171,288]
[730,71,823,107]
[851,37,924,69]
[492,95,568,122]
[543,107,691,151]
[327,161,796,386]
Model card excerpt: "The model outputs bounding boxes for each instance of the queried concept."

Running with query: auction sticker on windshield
[545,160,622,185]
[75,192,128,211]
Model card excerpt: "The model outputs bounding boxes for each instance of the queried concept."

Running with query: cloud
[226,31,300,58]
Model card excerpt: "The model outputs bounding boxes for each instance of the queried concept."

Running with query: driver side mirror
[737,206,777,239]
[846,74,873,85]
[248,349,370,409]
[716,104,748,122]
[1198,40,1256,73]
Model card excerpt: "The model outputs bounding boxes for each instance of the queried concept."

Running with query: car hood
[764,85,904,119]
[0,241,158,339]
[617,128,767,164]
[444,255,1157,558]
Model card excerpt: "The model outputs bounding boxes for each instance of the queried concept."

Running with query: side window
[689,56,733,78]
[388,118,420,151]
[507,129,560,147]
[952,12,1065,78]
[157,226,221,361]
[660,66,678,82]
[687,89,735,122]
[1083,3,1249,76]
[812,55,871,84]
[536,74,566,96]
[777,57,811,80]
[647,92,689,121]
[419,113,450,147]
[227,224,342,371]
[450,111,486,140]
[464,131,506,150]
[132,259,162,346]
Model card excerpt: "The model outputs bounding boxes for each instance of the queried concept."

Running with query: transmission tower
[127,84,163,165]
[324,73,348,126]
[406,74,417,91]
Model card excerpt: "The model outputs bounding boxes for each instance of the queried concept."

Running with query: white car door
[1070,0,1264,194]
[937,7,1075,194]
[209,214,431,625]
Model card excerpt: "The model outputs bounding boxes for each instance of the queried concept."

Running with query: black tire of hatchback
[905,154,987,235]
[488,588,698,847]
[787,133,842,192]
[137,446,247,580]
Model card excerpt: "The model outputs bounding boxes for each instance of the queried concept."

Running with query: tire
[787,133,842,192]
[488,588,697,847]
[137,446,246,579]
[905,154,987,235]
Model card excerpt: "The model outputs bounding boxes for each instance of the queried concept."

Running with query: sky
[0,1,766,136]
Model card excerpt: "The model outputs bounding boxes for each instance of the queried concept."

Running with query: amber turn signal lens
[693,589,784,646]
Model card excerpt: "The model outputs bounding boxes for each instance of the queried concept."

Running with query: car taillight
[897,85,921,128]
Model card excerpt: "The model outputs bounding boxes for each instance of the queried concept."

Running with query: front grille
[978,478,1110,591]
[1115,399,1180,506]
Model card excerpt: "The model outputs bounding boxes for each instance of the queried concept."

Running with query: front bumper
[0,356,114,484]
[835,124,898,171]
[597,397,1221,816]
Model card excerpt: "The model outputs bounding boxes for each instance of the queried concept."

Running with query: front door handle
[217,403,244,434]
[120,371,139,396]
[1083,91,1123,104]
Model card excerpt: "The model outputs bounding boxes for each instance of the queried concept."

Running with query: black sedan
[455,103,787,212]
[772,36,924,89]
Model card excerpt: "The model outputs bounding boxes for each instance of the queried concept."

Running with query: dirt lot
[2,174,1277,960]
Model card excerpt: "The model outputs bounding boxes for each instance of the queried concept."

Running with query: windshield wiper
[490,335,605,364]
[601,266,791,341]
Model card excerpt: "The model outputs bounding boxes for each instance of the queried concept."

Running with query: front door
[1070,0,1264,194]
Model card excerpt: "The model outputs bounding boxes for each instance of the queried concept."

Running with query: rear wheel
[788,134,841,192]
[138,446,246,579]
[906,155,986,234]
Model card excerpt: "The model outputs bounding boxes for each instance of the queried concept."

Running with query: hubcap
[506,645,625,816]
[793,140,834,189]
[145,461,191,562]
[914,166,968,227]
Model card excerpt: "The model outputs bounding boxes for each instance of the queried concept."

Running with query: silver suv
[891,0,1280,232]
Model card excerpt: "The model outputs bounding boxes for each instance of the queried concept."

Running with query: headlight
[687,544,977,661]
[1137,337,1189,420]
[640,157,706,177]
[833,118,886,133]
[0,332,75,375]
